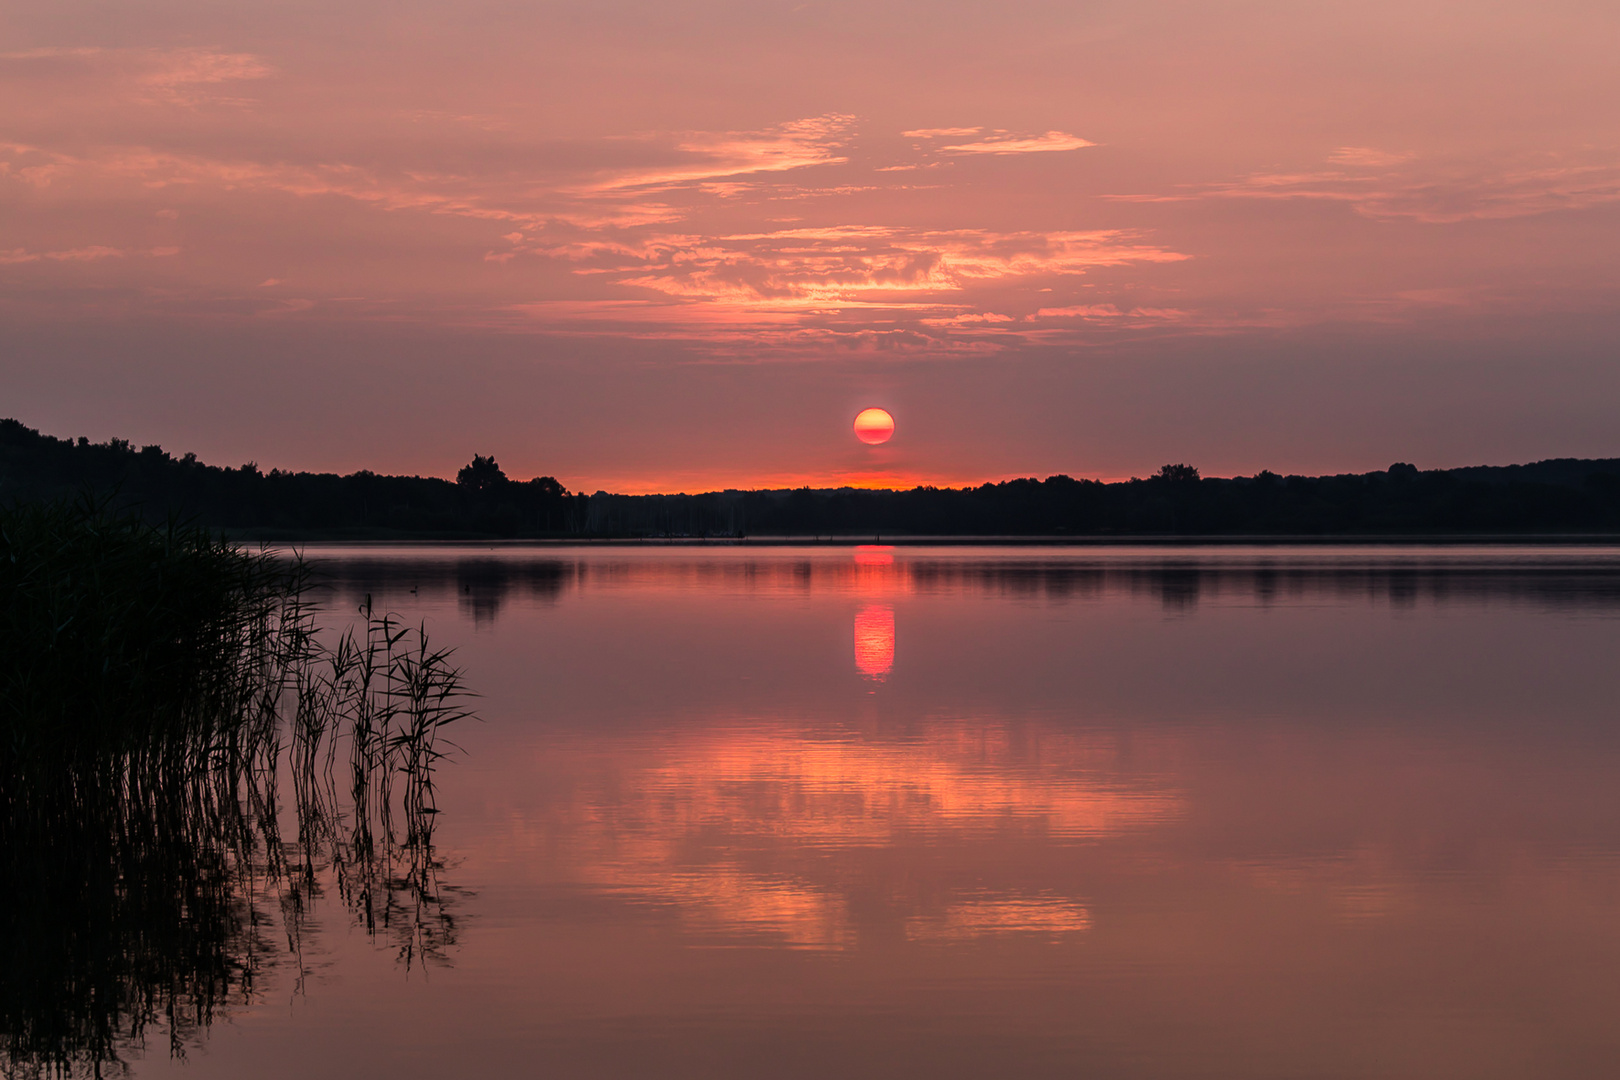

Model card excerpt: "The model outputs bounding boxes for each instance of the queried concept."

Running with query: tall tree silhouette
[456,455,508,493]
[1155,463,1200,483]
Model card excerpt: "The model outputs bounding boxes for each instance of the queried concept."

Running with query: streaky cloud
[938,131,1095,155]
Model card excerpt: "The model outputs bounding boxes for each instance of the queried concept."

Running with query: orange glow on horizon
[579,470,1054,496]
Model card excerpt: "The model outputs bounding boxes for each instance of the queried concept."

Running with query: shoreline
[238,532,1620,548]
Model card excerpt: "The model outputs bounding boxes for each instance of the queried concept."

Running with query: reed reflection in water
[0,601,473,1078]
[145,543,1620,1080]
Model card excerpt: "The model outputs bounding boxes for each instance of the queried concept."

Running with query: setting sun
[854,408,895,445]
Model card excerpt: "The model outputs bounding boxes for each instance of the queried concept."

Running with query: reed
[0,496,473,1077]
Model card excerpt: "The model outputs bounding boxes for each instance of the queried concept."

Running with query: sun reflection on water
[853,545,895,567]
[853,604,895,680]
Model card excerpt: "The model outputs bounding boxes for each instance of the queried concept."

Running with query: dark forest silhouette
[5,418,1620,538]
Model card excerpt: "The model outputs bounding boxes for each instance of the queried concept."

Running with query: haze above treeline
[4,419,1620,539]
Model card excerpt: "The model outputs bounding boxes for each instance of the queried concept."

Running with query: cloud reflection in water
[555,725,1181,950]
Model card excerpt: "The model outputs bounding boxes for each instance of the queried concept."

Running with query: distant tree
[1387,462,1419,479]
[1156,463,1200,483]
[524,475,566,498]
[457,454,508,492]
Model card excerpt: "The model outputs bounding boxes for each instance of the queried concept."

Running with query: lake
[126,544,1620,1079]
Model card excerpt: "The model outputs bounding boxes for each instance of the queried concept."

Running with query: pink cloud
[138,49,274,104]
[1110,152,1620,223]
[533,226,1186,309]
[938,131,1094,155]
[0,108,1196,356]
[920,312,1017,326]
[1328,147,1414,168]
[1,46,273,106]
[1,245,127,263]
[0,47,104,61]
[1031,304,1187,322]
[901,127,983,139]
[582,115,855,193]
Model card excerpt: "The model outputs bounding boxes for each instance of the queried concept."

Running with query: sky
[3,1,1618,492]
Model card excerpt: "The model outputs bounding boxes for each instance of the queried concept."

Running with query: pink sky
[3,1,1618,492]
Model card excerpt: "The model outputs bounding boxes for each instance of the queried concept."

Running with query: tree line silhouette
[5,418,1619,538]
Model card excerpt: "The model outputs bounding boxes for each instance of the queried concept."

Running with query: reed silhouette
[0,498,474,1077]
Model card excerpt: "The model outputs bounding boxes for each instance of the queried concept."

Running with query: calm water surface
[137,545,1620,1079]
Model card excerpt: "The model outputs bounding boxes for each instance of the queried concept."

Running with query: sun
[854,408,894,445]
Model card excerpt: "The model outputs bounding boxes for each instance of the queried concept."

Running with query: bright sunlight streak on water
[853,604,895,680]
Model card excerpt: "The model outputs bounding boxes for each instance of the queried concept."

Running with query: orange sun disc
[853,408,895,445]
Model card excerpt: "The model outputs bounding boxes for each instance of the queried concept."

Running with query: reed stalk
[0,496,474,1077]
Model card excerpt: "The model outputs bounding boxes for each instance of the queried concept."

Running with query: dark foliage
[0,495,299,769]
[0,498,473,1075]
[456,453,508,492]
[0,419,582,538]
[580,461,1620,537]
[5,418,1620,538]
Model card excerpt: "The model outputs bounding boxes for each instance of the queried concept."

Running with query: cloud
[902,127,983,139]
[938,131,1094,155]
[0,47,105,61]
[0,141,553,223]
[1328,147,1414,168]
[1031,304,1186,321]
[1033,304,1125,319]
[482,225,1193,355]
[583,114,854,192]
[530,226,1185,309]
[921,312,1018,327]
[1108,152,1620,223]
[898,126,1094,158]
[0,113,1188,352]
[139,49,274,103]
[0,245,126,263]
[1,46,273,106]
